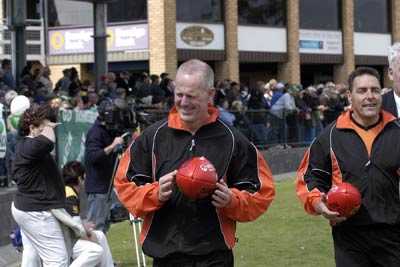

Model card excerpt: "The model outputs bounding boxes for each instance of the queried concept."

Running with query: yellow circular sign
[107,29,114,48]
[50,31,65,50]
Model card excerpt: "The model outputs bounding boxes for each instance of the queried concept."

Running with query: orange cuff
[152,183,165,208]
[306,189,322,215]
[310,195,322,214]
[224,189,240,210]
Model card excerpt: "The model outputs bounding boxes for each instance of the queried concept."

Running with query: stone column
[333,0,355,84]
[148,0,177,77]
[214,0,239,82]
[277,0,300,84]
[392,0,400,43]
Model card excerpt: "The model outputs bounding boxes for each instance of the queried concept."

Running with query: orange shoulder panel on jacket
[114,142,163,218]
[220,148,275,222]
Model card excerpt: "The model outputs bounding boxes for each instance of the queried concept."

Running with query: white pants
[72,230,114,267]
[18,224,114,267]
[11,203,69,267]
[21,231,42,267]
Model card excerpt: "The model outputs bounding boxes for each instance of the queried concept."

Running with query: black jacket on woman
[13,135,65,211]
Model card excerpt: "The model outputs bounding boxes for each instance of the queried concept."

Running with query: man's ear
[208,88,216,104]
[347,90,352,106]
[389,67,394,81]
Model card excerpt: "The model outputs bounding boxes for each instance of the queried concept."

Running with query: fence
[55,108,321,166]
[138,108,323,148]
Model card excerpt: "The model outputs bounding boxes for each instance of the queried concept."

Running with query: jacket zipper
[189,139,195,153]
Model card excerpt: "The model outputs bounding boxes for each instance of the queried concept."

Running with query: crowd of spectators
[212,78,352,147]
[0,59,391,152]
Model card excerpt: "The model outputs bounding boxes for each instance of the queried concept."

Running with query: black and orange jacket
[297,110,400,226]
[114,106,275,258]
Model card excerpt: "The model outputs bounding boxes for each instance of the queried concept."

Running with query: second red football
[327,182,361,218]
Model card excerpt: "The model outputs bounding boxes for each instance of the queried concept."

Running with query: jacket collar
[168,105,220,132]
[336,110,396,130]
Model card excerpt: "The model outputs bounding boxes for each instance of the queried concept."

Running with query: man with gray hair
[114,59,275,266]
[382,42,400,117]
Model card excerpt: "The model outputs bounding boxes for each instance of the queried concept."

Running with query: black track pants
[332,224,400,267]
[153,250,234,267]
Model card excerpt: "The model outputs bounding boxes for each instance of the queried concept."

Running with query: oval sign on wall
[180,26,214,47]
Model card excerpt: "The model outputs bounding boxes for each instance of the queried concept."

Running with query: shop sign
[48,23,148,55]
[180,25,214,47]
[299,30,342,54]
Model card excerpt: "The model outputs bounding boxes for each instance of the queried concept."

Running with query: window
[48,0,147,27]
[108,0,147,23]
[3,0,41,21]
[238,0,286,26]
[48,0,93,27]
[177,0,222,23]
[354,0,389,33]
[300,0,341,30]
[27,0,40,20]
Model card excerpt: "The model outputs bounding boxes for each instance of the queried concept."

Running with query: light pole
[93,1,108,90]
[7,0,26,89]
[68,0,115,90]
[41,0,49,66]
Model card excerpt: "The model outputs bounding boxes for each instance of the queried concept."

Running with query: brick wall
[277,0,300,84]
[215,0,239,82]
[392,0,400,43]
[148,0,177,78]
[333,0,355,84]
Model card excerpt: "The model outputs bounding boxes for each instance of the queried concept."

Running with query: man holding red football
[296,67,400,267]
[114,59,275,266]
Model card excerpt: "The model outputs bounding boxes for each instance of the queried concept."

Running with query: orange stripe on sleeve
[220,148,275,222]
[296,149,322,215]
[114,143,163,218]
[330,149,343,185]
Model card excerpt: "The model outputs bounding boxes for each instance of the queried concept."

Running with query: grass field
[108,178,335,267]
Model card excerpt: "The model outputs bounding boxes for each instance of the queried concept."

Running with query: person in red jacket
[114,59,275,266]
[296,67,400,267]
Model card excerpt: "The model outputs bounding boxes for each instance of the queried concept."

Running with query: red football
[327,182,361,218]
[176,156,218,200]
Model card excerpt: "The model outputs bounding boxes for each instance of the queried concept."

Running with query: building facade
[1,0,399,87]
[0,0,45,63]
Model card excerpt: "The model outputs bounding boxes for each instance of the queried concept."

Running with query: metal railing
[138,108,325,149]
